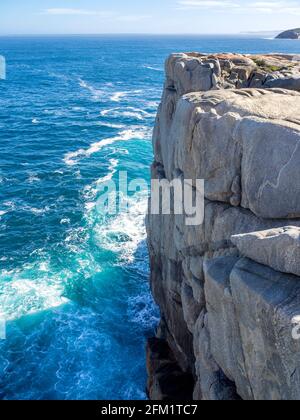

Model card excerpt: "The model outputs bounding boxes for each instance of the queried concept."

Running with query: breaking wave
[64,127,152,166]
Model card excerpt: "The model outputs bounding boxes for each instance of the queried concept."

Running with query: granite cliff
[146,53,300,400]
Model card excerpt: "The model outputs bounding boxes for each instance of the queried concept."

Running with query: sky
[0,0,300,35]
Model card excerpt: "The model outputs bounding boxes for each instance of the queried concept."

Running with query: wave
[24,206,49,215]
[143,65,164,72]
[1,201,16,213]
[64,127,151,166]
[127,291,159,330]
[79,79,146,105]
[60,218,71,225]
[0,201,49,216]
[145,100,160,109]
[93,192,148,263]
[97,122,125,129]
[79,79,104,100]
[27,173,41,184]
[111,92,127,102]
[0,261,69,321]
[83,158,119,207]
[95,158,119,184]
[100,107,154,121]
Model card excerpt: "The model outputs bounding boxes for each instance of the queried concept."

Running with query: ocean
[0,35,299,400]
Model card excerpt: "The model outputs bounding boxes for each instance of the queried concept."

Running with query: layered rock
[204,256,300,400]
[146,53,300,400]
[232,227,300,276]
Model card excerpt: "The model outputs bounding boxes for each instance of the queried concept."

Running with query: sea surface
[0,35,299,400]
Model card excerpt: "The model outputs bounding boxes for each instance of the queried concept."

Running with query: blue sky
[1,0,300,35]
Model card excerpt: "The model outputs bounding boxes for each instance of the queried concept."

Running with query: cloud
[42,9,151,21]
[116,15,152,22]
[177,0,300,14]
[177,0,240,9]
[42,9,111,16]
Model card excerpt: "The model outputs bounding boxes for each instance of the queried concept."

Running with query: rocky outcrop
[146,53,300,400]
[276,29,300,39]
[232,227,300,277]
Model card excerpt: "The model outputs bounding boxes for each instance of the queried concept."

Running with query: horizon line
[0,31,281,37]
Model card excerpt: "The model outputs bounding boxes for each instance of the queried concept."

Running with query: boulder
[231,226,300,276]
[265,76,300,91]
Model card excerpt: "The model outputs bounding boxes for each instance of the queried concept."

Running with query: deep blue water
[0,35,299,400]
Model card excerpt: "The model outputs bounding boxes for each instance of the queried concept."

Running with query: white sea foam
[145,100,160,109]
[127,292,159,330]
[98,122,125,129]
[23,206,49,215]
[79,78,146,105]
[100,107,154,120]
[2,201,16,212]
[111,91,127,102]
[60,218,71,225]
[79,79,104,100]
[93,192,148,263]
[0,210,7,216]
[72,106,86,112]
[0,262,69,321]
[95,158,119,184]
[85,202,96,211]
[32,118,40,124]
[143,65,163,72]
[64,127,150,166]
[27,173,41,183]
[82,158,119,203]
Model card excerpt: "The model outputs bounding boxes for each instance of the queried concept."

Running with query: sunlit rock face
[146,52,300,400]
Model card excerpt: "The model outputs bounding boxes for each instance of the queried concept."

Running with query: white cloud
[116,15,152,22]
[42,9,111,16]
[177,0,240,9]
[42,9,151,22]
[177,0,300,14]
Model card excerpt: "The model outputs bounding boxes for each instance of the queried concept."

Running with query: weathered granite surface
[232,227,300,277]
[155,88,300,218]
[146,53,300,400]
[205,257,300,400]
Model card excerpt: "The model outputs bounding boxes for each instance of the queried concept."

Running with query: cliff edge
[146,53,300,400]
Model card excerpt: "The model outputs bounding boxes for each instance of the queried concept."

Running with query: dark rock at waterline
[146,338,194,401]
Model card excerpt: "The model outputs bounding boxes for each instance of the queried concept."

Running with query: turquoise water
[0,35,299,400]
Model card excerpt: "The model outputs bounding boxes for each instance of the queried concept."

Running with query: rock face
[146,53,300,400]
[276,29,300,39]
[232,227,300,277]
[155,88,300,218]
